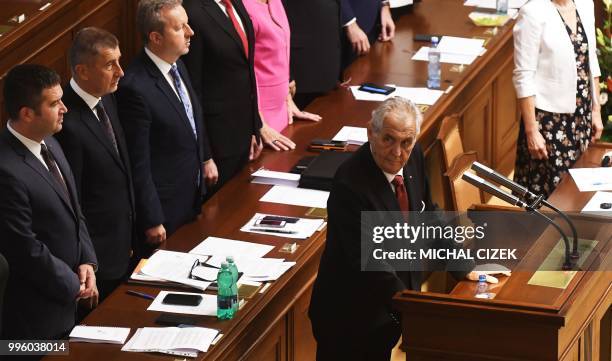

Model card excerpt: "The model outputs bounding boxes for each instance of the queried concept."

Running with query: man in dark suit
[182,0,263,190]
[118,0,215,250]
[0,64,97,340]
[54,27,135,301]
[282,0,341,109]
[341,0,396,70]
[309,97,474,360]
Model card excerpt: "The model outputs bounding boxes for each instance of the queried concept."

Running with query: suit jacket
[55,84,135,280]
[513,0,600,113]
[0,129,96,339]
[309,142,445,342]
[282,0,341,94]
[341,0,382,35]
[117,52,210,237]
[182,0,262,160]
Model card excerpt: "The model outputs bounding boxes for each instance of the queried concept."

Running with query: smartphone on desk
[358,83,396,95]
[162,293,203,306]
[254,218,286,228]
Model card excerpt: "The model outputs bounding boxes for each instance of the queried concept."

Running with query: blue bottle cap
[478,274,486,282]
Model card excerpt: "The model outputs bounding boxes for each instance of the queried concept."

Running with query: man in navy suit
[55,27,135,301]
[309,98,474,360]
[0,64,97,340]
[118,0,215,251]
[341,0,396,70]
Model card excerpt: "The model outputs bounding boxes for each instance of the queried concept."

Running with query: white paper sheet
[69,326,130,344]
[464,0,527,9]
[206,255,285,278]
[332,126,368,145]
[240,213,325,239]
[259,185,330,209]
[412,46,479,65]
[580,191,612,217]
[390,0,413,8]
[140,250,211,290]
[437,36,485,56]
[147,291,217,316]
[122,326,219,357]
[241,262,296,282]
[189,236,274,258]
[251,169,300,187]
[350,86,444,105]
[568,168,612,192]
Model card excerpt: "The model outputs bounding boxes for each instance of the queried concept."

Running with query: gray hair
[69,27,119,72]
[137,0,183,44]
[371,97,422,135]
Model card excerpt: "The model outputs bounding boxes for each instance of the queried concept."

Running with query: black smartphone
[262,215,300,224]
[358,83,396,95]
[162,293,203,306]
[155,313,198,326]
[414,34,440,42]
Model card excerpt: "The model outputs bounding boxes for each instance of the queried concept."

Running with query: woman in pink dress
[244,0,321,151]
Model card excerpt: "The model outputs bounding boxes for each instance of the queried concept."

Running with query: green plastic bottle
[217,262,235,319]
[226,256,239,312]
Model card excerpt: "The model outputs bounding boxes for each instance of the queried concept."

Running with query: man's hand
[379,5,395,41]
[346,22,370,55]
[260,123,295,151]
[249,135,263,160]
[203,159,219,187]
[78,285,99,309]
[592,108,603,142]
[77,264,97,299]
[287,96,321,125]
[145,224,166,246]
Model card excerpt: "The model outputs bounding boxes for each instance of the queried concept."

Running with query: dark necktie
[169,64,198,139]
[95,101,119,155]
[40,143,69,197]
[221,0,249,58]
[392,175,410,213]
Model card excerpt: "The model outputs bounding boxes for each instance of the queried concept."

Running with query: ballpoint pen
[250,228,297,234]
[126,290,155,300]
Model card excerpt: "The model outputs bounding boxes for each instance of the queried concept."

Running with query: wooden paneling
[242,316,286,361]
[461,84,493,166]
[289,286,317,361]
[492,59,519,176]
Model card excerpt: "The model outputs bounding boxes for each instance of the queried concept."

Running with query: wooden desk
[394,144,612,361]
[40,0,525,360]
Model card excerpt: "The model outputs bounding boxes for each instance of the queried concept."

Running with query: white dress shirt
[513,0,600,113]
[6,121,48,170]
[70,78,101,119]
[144,47,192,104]
[214,0,245,33]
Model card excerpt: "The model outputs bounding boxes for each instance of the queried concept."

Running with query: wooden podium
[393,149,612,361]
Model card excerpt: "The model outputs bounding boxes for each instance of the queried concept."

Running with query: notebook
[69,325,131,344]
[121,327,219,358]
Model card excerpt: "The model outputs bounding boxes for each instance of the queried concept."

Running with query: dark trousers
[205,151,250,200]
[315,321,400,361]
[294,92,325,110]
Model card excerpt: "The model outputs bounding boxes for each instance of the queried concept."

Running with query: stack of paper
[69,326,130,344]
[350,86,444,105]
[332,126,368,145]
[205,255,296,282]
[259,185,330,208]
[241,213,326,239]
[580,191,612,217]
[568,168,612,192]
[189,237,274,258]
[412,36,486,65]
[463,0,527,9]
[122,327,219,357]
[140,250,211,290]
[147,291,217,316]
[251,169,300,187]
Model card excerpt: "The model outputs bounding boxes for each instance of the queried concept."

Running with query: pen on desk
[126,290,155,300]
[250,228,297,234]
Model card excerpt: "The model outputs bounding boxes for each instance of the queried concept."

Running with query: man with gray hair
[55,27,135,302]
[117,0,214,254]
[309,97,439,360]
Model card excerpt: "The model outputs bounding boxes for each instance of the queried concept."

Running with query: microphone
[462,170,574,270]
[470,161,579,260]
[462,172,527,207]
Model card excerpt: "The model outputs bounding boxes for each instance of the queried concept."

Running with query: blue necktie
[169,64,198,139]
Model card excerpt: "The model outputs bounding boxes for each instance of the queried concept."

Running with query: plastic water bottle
[475,274,489,299]
[427,36,441,89]
[496,0,508,14]
[217,262,235,319]
[226,256,239,312]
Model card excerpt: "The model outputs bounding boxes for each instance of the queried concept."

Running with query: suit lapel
[100,95,129,172]
[45,140,80,216]
[361,144,399,213]
[202,0,249,60]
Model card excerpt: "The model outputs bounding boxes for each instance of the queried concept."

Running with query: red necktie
[392,175,410,213]
[221,0,249,58]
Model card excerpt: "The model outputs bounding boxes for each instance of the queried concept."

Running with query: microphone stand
[470,162,580,261]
